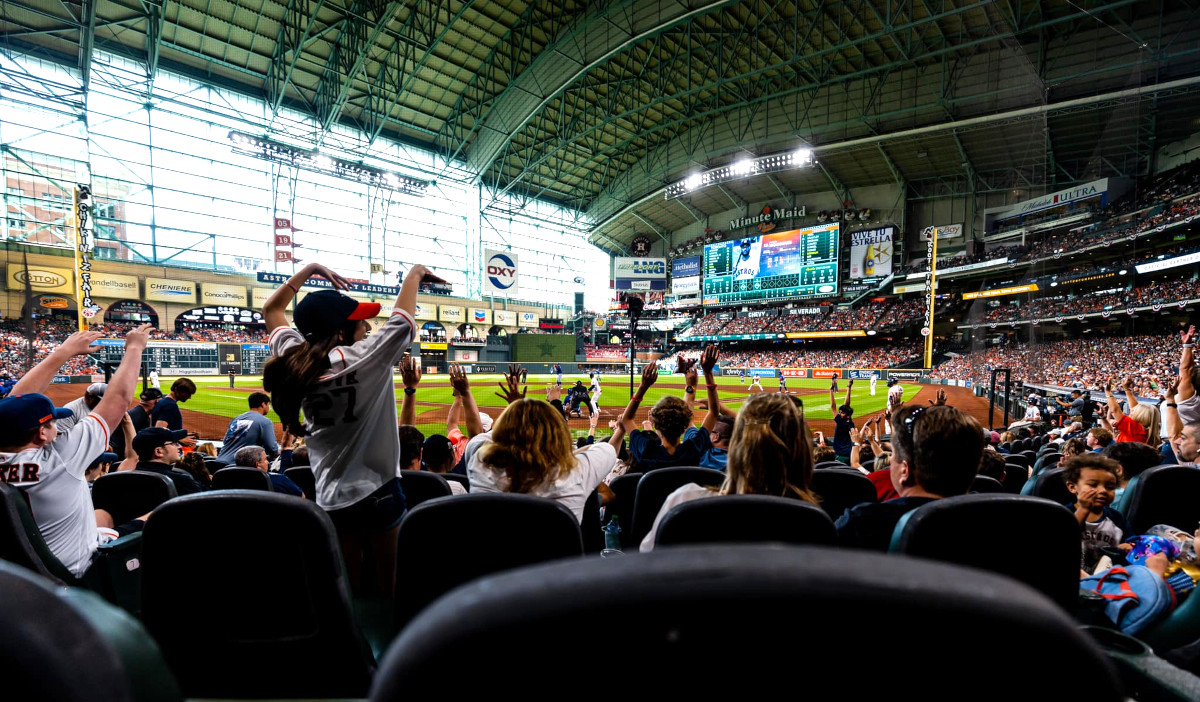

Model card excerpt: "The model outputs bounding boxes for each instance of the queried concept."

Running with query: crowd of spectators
[707,341,922,369]
[977,277,1200,324]
[930,333,1182,394]
[0,318,99,380]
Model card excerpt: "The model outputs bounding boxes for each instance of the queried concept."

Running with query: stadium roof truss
[3,0,1200,250]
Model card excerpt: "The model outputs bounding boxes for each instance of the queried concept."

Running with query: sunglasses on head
[903,406,928,432]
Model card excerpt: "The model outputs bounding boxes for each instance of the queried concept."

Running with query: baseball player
[148,369,159,389]
[778,373,787,394]
[888,378,904,405]
[733,238,763,281]
[588,371,602,416]
[748,373,764,392]
[262,261,441,595]
[870,371,879,397]
[555,363,563,387]
[0,324,152,577]
[739,368,746,385]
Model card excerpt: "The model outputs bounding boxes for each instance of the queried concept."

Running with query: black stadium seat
[889,494,1082,611]
[811,468,877,521]
[815,460,848,470]
[371,546,1123,699]
[629,467,725,547]
[1004,454,1030,470]
[606,472,642,549]
[1034,452,1062,474]
[0,482,78,585]
[141,491,374,698]
[284,466,316,500]
[442,472,470,493]
[210,466,273,491]
[91,471,177,525]
[399,469,452,508]
[393,493,583,632]
[1002,463,1028,493]
[1022,467,1074,506]
[1117,464,1200,536]
[580,488,604,554]
[0,560,181,702]
[653,495,835,548]
[970,475,1005,493]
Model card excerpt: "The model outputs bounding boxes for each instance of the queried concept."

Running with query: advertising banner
[494,309,517,326]
[920,223,964,240]
[144,278,197,304]
[439,305,464,324]
[414,302,437,321]
[251,288,276,309]
[518,311,539,328]
[847,369,881,380]
[483,249,519,295]
[614,257,667,279]
[748,368,777,377]
[849,226,894,279]
[780,368,809,378]
[672,276,700,295]
[961,284,1039,300]
[200,283,248,307]
[888,370,921,381]
[671,256,701,277]
[88,273,139,299]
[812,368,842,379]
[783,330,866,339]
[5,265,74,294]
[470,308,492,325]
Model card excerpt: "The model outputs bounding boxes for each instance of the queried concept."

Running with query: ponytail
[262,322,356,436]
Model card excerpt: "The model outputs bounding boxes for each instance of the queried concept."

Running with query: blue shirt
[216,411,280,465]
[151,396,183,430]
[833,414,855,457]
[835,496,938,551]
[268,473,304,497]
[630,427,708,472]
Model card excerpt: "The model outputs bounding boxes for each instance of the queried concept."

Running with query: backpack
[1080,564,1175,635]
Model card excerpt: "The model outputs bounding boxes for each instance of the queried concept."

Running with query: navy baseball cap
[89,452,119,468]
[0,394,73,431]
[139,387,164,401]
[421,434,455,469]
[132,427,189,456]
[293,289,380,337]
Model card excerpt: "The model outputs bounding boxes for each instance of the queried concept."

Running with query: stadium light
[227,131,429,197]
[664,144,817,199]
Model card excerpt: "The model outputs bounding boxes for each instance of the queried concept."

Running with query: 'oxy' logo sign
[487,252,517,290]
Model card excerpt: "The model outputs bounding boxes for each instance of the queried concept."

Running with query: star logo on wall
[538,340,556,358]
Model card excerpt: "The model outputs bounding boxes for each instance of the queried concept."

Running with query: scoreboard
[95,340,273,375]
[702,223,840,305]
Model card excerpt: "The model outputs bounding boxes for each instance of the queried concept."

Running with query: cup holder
[1083,625,1151,655]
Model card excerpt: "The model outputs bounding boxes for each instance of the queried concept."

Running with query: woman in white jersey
[262,261,441,594]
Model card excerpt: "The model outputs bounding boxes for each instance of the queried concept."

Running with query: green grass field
[166,373,908,441]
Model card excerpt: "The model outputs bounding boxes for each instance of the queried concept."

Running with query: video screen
[702,222,839,305]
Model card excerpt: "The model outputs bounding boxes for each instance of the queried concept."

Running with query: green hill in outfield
[166,374,904,442]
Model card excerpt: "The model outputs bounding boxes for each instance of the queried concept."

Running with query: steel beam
[266,0,329,116]
[314,0,405,139]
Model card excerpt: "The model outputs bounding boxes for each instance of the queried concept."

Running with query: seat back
[394,493,584,631]
[815,460,847,470]
[1002,464,1028,494]
[970,475,1005,494]
[210,467,273,491]
[399,470,453,508]
[442,473,469,493]
[890,494,1081,611]
[284,466,316,500]
[630,467,725,546]
[1033,453,1062,474]
[0,483,77,584]
[1004,454,1030,469]
[606,472,642,549]
[371,546,1122,700]
[580,488,604,554]
[654,495,835,547]
[92,471,178,525]
[1118,465,1200,535]
[811,469,877,521]
[140,491,374,698]
[0,560,182,702]
[1022,467,1073,506]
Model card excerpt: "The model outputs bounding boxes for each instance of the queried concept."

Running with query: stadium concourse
[10,0,1200,699]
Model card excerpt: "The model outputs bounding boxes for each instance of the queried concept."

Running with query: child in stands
[1063,454,1126,574]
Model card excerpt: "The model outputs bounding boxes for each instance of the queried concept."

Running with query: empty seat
[605,472,642,549]
[811,468,878,521]
[394,493,583,631]
[970,475,1005,494]
[1117,465,1200,535]
[141,491,374,698]
[284,467,316,501]
[91,471,177,525]
[399,470,452,508]
[442,473,469,493]
[654,495,835,547]
[0,560,181,702]
[629,467,725,546]
[1022,467,1073,506]
[371,546,1123,699]
[889,494,1082,611]
[815,460,848,470]
[210,467,273,491]
[1002,464,1028,494]
[581,488,604,554]
[1033,452,1062,474]
[1004,454,1030,470]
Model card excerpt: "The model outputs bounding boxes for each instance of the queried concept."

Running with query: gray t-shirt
[216,410,279,464]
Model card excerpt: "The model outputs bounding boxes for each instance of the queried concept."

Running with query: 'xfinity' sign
[483,248,519,295]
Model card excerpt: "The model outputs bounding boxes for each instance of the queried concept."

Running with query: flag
[275,233,292,246]
[275,250,293,262]
[274,217,292,230]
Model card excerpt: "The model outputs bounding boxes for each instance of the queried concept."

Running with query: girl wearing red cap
[263,262,441,593]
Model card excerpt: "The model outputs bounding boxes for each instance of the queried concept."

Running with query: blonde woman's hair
[724,393,819,504]
[1128,404,1161,445]
[477,398,575,494]
[196,442,218,457]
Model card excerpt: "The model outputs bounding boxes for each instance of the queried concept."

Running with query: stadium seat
[371,545,1123,699]
[970,475,1005,494]
[210,466,273,491]
[91,471,177,526]
[1022,467,1073,506]
[285,466,316,500]
[393,493,583,632]
[629,467,725,547]
[442,472,470,493]
[1002,464,1028,494]
[0,560,181,702]
[1116,464,1200,536]
[141,491,374,698]
[1005,454,1030,470]
[811,468,877,521]
[654,495,835,547]
[399,469,452,508]
[1020,450,1038,463]
[203,457,226,474]
[606,472,642,549]
[889,494,1082,611]
[1039,443,1059,456]
[999,441,1012,452]
[0,482,78,584]
[815,460,848,470]
[1034,452,1062,474]
[581,488,604,554]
